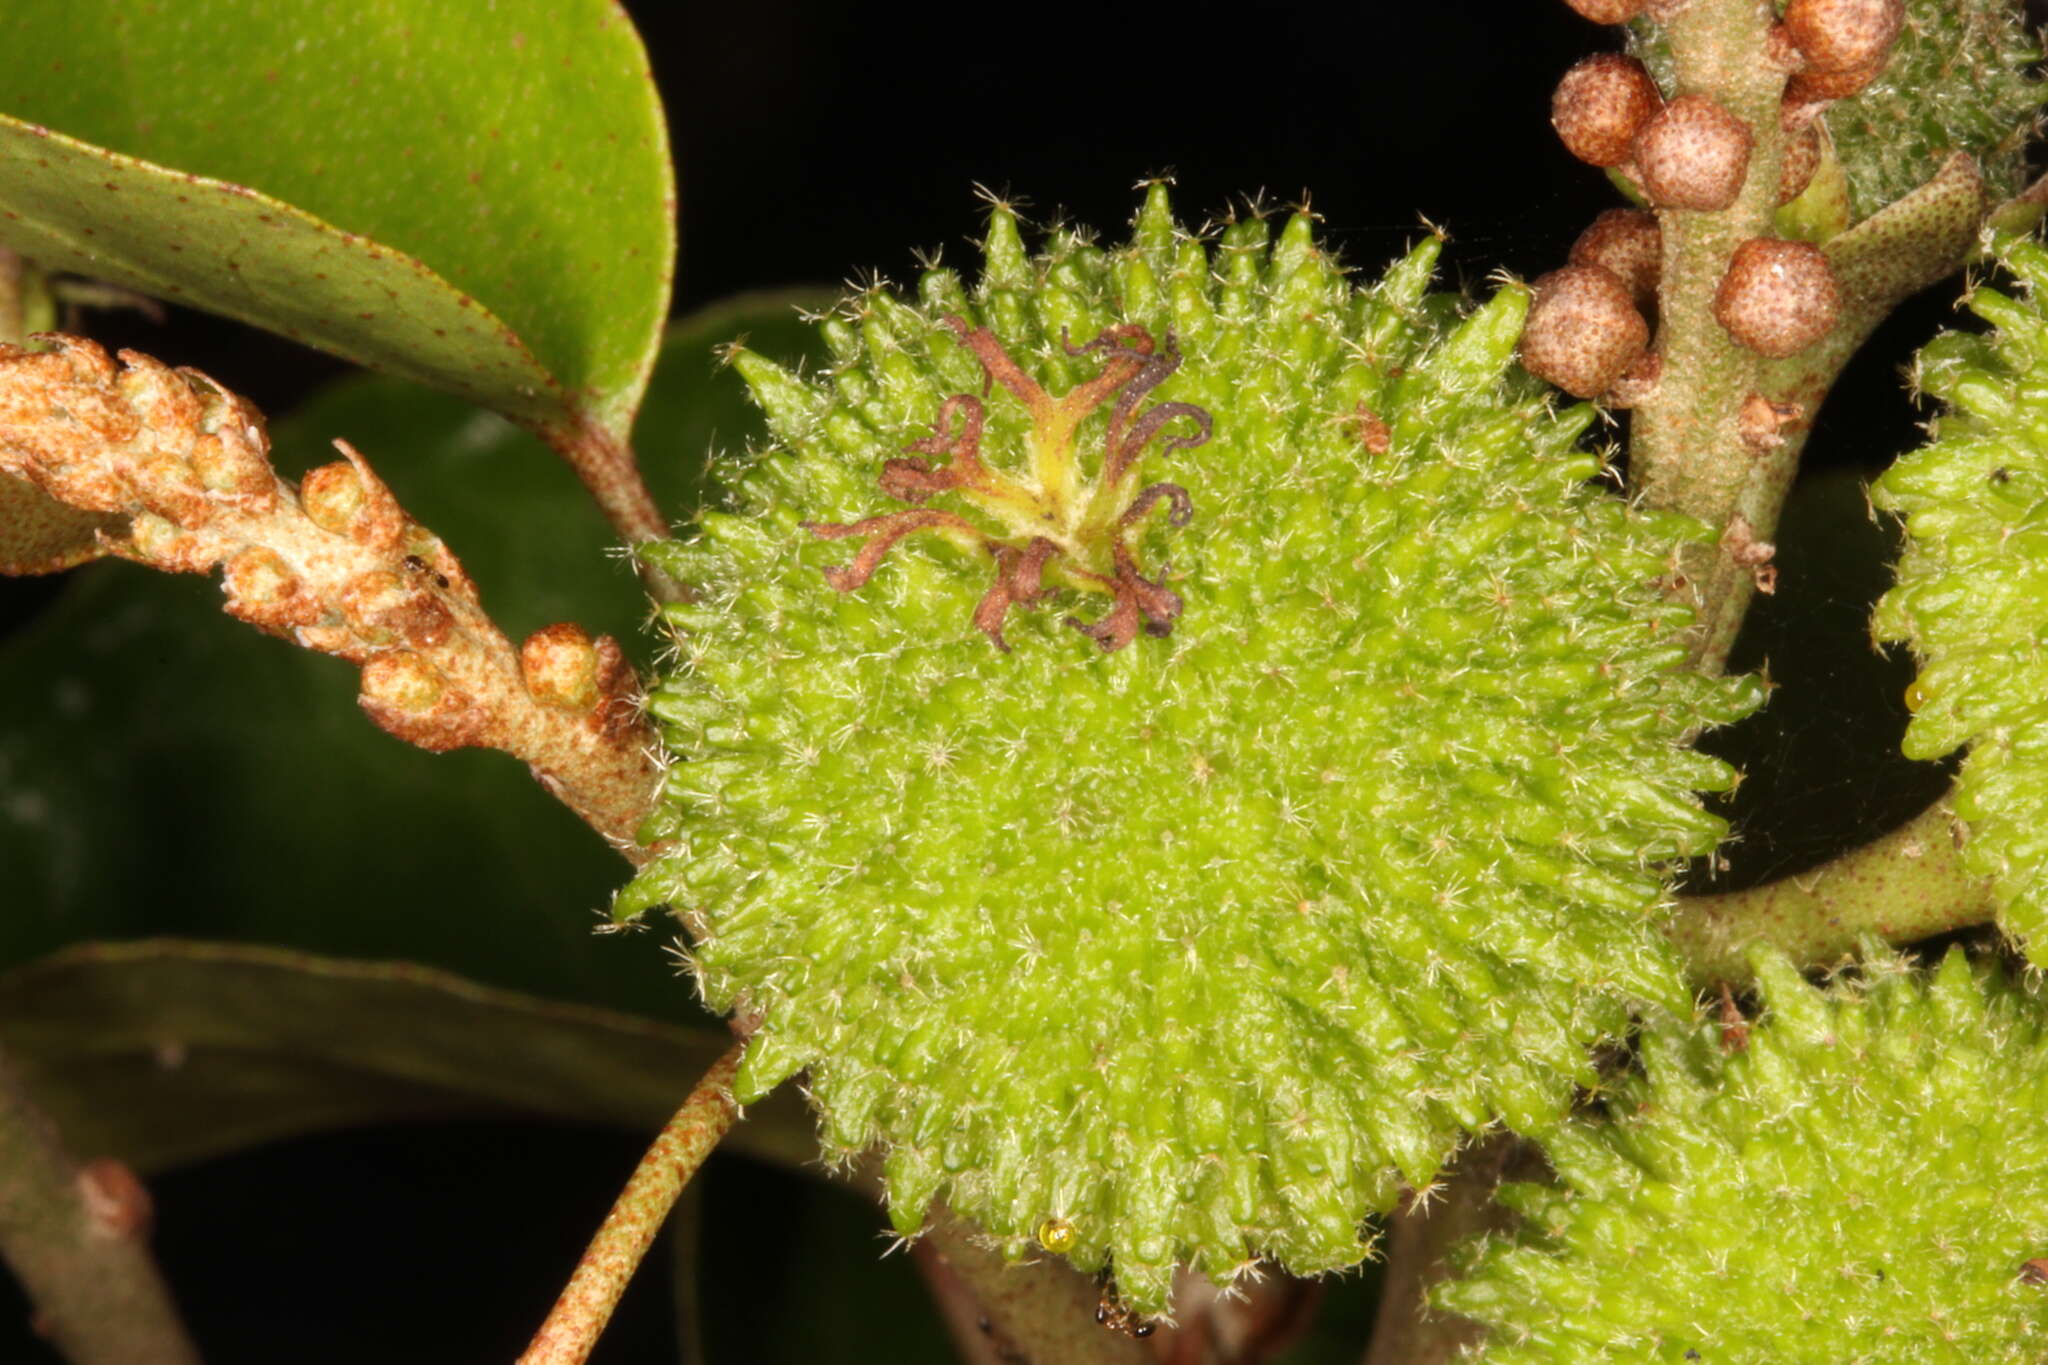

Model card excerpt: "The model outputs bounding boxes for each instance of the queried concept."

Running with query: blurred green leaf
[0,939,816,1173]
[0,1,672,444]
[0,295,825,1009]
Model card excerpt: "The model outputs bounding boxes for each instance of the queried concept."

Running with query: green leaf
[0,1,673,445]
[0,939,816,1174]
[0,295,826,1010]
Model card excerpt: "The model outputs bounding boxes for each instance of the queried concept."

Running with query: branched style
[1441,951,2048,1362]
[626,187,1761,1317]
[806,317,1210,652]
[0,336,660,853]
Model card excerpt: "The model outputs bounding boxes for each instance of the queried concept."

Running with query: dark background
[0,2,2022,1360]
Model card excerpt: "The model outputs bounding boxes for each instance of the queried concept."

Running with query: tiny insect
[1093,1292,1155,1339]
[402,553,452,591]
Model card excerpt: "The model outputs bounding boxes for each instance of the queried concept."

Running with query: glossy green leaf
[0,295,824,1011]
[0,1,673,444]
[0,939,816,1174]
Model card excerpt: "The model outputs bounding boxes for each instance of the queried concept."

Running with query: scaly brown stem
[1667,796,1992,984]
[0,1045,201,1365]
[0,336,665,858]
[517,1043,743,1365]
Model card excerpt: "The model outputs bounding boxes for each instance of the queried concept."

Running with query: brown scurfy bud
[298,439,406,551]
[1633,95,1754,211]
[1783,0,1903,74]
[189,431,275,505]
[1561,0,1645,21]
[1519,265,1651,399]
[341,569,455,650]
[1713,238,1840,357]
[1551,54,1664,168]
[301,460,367,536]
[222,547,324,633]
[1784,52,1886,103]
[1778,118,1822,203]
[133,452,209,529]
[523,622,603,711]
[360,651,446,715]
[1606,351,1664,409]
[122,512,214,575]
[1568,208,1662,306]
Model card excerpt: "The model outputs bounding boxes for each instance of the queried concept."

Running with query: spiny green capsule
[1439,948,2048,1363]
[1872,234,2048,963]
[626,186,1760,1317]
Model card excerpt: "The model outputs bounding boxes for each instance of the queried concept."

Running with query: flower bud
[1552,54,1664,168]
[1713,238,1839,357]
[1568,209,1662,306]
[300,460,368,537]
[1633,96,1754,211]
[1520,266,1651,399]
[1561,0,1645,21]
[522,622,603,711]
[360,651,444,714]
[1778,118,1822,203]
[1783,0,1904,75]
[1785,53,1886,103]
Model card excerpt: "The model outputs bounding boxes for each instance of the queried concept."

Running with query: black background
[1,2,2028,1360]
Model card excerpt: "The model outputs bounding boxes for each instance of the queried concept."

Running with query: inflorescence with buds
[0,335,661,855]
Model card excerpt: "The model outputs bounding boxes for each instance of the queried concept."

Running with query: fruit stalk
[517,1043,743,1365]
[1667,798,1990,983]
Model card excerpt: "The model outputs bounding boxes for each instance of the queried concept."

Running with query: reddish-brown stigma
[805,316,1211,652]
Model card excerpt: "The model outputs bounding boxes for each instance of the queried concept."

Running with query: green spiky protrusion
[1822,0,2043,216]
[623,187,1761,1316]
[1872,235,2048,962]
[1440,950,2048,1362]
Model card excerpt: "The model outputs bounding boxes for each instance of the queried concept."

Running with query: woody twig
[0,335,662,859]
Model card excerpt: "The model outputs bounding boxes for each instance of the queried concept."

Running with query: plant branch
[0,1043,201,1365]
[0,336,666,859]
[1667,796,1992,984]
[1625,6,1993,675]
[1626,0,1805,673]
[538,415,687,604]
[915,1203,1152,1365]
[517,1042,743,1365]
[1360,1135,1543,1365]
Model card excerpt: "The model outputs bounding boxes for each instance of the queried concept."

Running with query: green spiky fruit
[1872,235,2048,961]
[623,186,1761,1315]
[1439,949,2048,1362]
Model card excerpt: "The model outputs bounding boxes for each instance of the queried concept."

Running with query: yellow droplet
[1037,1216,1077,1254]
[1905,679,1929,713]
